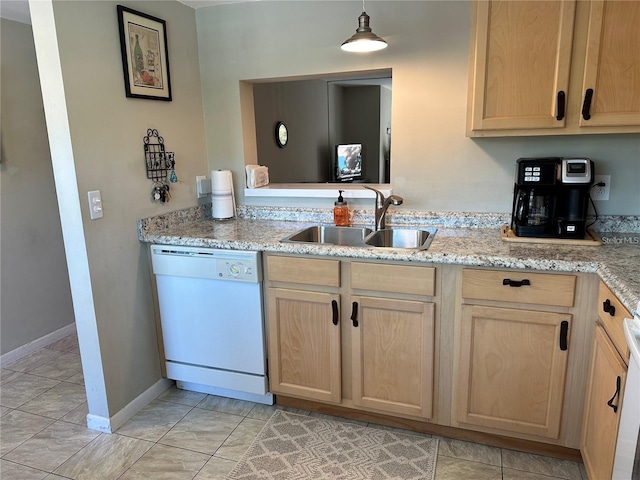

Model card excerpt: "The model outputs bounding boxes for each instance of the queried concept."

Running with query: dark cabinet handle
[556,91,566,121]
[582,88,593,120]
[503,278,531,287]
[350,302,359,327]
[559,320,569,351]
[607,376,621,413]
[603,299,616,317]
[331,300,339,325]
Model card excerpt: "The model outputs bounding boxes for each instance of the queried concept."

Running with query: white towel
[245,165,269,188]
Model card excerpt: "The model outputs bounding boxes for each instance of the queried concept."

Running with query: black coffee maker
[511,157,594,239]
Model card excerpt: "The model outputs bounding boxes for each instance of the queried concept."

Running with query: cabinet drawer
[266,255,340,287]
[598,282,631,362]
[351,262,435,296]
[462,269,576,307]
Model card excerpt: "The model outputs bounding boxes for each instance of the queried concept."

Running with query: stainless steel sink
[282,225,436,250]
[282,225,373,247]
[364,228,435,250]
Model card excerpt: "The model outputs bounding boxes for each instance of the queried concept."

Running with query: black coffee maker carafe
[511,158,594,239]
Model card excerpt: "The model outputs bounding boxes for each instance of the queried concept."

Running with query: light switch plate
[88,190,103,219]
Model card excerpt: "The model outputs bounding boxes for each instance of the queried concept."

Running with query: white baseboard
[86,377,173,433]
[0,323,77,367]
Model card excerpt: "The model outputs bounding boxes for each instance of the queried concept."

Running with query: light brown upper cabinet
[467,0,640,137]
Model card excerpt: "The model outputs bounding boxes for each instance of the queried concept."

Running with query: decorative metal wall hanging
[143,128,177,203]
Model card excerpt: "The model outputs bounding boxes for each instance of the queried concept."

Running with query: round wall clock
[275,121,288,148]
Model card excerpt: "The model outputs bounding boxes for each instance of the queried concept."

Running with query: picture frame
[117,5,172,101]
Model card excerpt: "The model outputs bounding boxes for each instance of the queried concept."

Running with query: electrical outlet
[592,175,611,201]
[196,175,211,198]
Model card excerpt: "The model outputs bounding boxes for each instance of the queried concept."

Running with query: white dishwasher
[150,245,273,405]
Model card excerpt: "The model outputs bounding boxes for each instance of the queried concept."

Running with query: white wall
[0,18,75,355]
[31,0,207,417]
[196,1,640,214]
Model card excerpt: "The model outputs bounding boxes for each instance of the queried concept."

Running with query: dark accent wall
[253,80,331,183]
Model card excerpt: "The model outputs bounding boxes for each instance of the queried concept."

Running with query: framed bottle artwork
[117,5,172,101]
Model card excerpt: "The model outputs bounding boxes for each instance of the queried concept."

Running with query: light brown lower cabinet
[264,254,437,420]
[266,287,342,403]
[581,324,627,480]
[351,296,435,418]
[455,305,571,439]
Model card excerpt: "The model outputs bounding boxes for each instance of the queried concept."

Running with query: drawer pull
[351,302,359,327]
[582,88,593,120]
[331,300,339,326]
[603,299,616,316]
[556,90,565,121]
[607,376,621,413]
[502,278,531,287]
[559,320,569,351]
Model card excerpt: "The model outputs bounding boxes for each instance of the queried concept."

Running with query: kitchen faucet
[363,185,403,231]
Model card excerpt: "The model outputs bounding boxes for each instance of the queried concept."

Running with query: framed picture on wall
[117,5,172,101]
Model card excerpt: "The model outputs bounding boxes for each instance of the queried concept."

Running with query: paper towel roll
[211,170,235,219]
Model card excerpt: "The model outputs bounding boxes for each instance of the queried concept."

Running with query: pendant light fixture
[341,0,388,53]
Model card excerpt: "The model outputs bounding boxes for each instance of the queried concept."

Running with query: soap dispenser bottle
[334,190,349,226]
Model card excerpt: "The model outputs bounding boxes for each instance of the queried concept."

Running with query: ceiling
[0,0,256,25]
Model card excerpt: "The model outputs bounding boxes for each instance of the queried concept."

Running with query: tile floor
[1,334,590,479]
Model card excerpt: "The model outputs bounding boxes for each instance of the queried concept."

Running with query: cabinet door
[351,296,435,418]
[581,325,627,480]
[266,288,341,403]
[468,0,576,131]
[455,305,571,438]
[579,1,640,127]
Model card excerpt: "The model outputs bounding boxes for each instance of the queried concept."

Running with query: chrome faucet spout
[363,186,403,230]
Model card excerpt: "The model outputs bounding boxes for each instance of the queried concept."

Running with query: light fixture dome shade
[341,11,388,53]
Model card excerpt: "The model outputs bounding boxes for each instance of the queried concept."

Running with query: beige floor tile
[54,433,153,480]
[43,475,70,479]
[502,450,582,480]
[0,373,60,408]
[4,349,64,373]
[0,409,55,456]
[157,385,207,407]
[116,399,192,442]
[65,371,84,385]
[29,352,82,381]
[4,420,100,472]
[1,368,24,385]
[435,436,501,466]
[579,462,588,480]
[194,456,237,479]
[214,417,266,461]
[19,382,86,419]
[118,443,210,480]
[158,408,243,455]
[503,467,569,479]
[246,403,309,421]
[1,405,13,416]
[47,334,79,352]
[434,455,502,480]
[196,394,255,416]
[60,401,89,426]
[0,459,48,480]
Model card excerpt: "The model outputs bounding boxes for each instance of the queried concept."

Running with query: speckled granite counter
[138,208,640,315]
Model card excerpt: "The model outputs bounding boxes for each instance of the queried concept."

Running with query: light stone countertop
[139,215,640,315]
